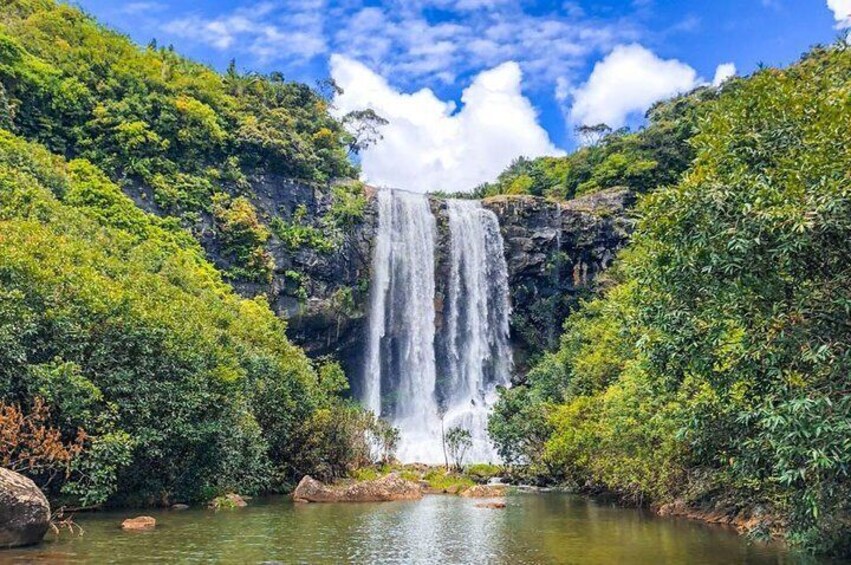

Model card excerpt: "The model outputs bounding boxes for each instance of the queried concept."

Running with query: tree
[342,109,389,154]
[444,427,472,471]
[575,123,612,147]
[369,418,400,465]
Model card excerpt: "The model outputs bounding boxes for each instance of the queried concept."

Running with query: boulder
[0,467,51,548]
[208,493,248,509]
[170,504,190,511]
[460,485,507,498]
[293,473,423,503]
[121,516,156,531]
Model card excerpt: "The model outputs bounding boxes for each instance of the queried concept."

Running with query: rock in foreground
[460,485,507,498]
[121,516,156,531]
[293,473,423,503]
[0,468,51,548]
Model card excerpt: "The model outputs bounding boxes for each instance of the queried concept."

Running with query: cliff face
[483,188,635,372]
[162,176,380,373]
[238,177,377,372]
[133,178,633,379]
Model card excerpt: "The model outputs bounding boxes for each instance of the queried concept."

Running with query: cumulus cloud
[569,45,737,132]
[569,44,700,130]
[827,0,851,27]
[330,55,563,193]
[712,62,737,86]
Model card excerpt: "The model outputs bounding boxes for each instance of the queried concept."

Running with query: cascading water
[440,199,513,462]
[364,189,443,462]
[364,190,512,463]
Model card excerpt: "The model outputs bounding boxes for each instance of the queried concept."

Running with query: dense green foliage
[0,128,370,506]
[0,0,359,279]
[474,88,718,201]
[0,0,354,206]
[491,45,851,555]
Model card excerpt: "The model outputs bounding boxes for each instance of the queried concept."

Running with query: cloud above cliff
[330,55,563,193]
[568,44,737,131]
[568,44,699,130]
[827,0,851,27]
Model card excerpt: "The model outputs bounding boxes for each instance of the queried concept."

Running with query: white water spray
[364,191,512,463]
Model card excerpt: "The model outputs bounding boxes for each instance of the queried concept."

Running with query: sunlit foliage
[491,45,851,555]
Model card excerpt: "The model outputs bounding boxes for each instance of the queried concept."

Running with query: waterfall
[441,199,513,462]
[364,189,442,462]
[364,190,512,463]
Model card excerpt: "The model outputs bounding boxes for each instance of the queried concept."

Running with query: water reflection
[4,493,813,564]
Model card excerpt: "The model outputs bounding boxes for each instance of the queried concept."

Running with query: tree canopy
[490,44,851,555]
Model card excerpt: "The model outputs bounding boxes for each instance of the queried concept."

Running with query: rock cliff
[226,183,633,379]
[483,187,634,371]
[128,176,632,379]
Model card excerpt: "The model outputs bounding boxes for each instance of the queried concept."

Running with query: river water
[3,493,810,564]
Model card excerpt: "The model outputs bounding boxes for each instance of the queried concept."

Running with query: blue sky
[74,0,849,191]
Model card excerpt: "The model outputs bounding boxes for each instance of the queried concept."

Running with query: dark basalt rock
[226,183,633,380]
[0,468,51,548]
[483,187,634,373]
[124,174,632,382]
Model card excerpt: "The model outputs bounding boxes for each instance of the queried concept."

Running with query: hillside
[0,1,385,507]
[490,44,851,555]
[472,86,720,201]
[0,0,361,283]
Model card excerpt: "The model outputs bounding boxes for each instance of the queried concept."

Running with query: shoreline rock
[293,473,423,503]
[208,493,248,509]
[0,468,51,548]
[460,485,507,498]
[121,516,156,531]
[654,499,781,535]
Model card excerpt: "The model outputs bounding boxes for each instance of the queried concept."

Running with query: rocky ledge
[293,473,423,503]
[483,187,635,370]
[459,485,508,498]
[0,468,51,548]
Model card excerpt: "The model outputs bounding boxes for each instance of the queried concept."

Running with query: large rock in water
[0,468,51,548]
[293,473,423,503]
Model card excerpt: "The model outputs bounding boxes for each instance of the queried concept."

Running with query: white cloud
[330,55,563,193]
[827,0,851,27]
[160,1,635,89]
[163,1,327,62]
[121,2,166,15]
[569,44,700,130]
[712,62,737,86]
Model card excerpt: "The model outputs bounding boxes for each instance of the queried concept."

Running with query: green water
[2,493,816,564]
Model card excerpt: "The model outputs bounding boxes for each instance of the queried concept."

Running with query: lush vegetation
[0,0,361,280]
[0,0,355,204]
[474,87,719,201]
[0,128,375,505]
[490,45,851,555]
[0,1,389,507]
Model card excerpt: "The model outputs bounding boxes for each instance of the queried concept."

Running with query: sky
[74,0,850,192]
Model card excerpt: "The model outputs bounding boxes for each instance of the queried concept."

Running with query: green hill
[0,1,375,507]
[490,44,851,555]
